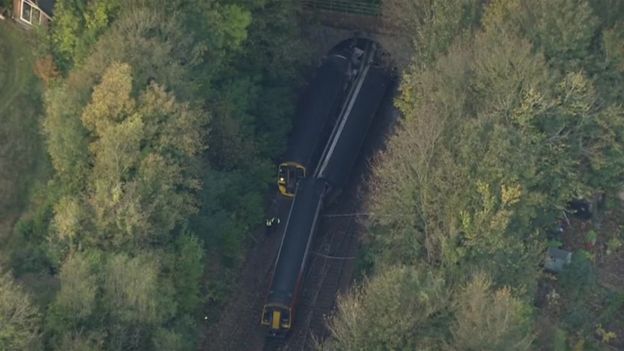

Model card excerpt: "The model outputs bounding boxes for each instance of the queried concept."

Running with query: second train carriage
[316,50,390,194]
[277,53,350,197]
[261,178,327,336]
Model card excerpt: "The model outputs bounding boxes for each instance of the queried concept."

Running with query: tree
[0,270,41,351]
[603,25,624,72]
[588,0,624,29]
[450,273,534,351]
[50,0,86,67]
[320,2,624,347]
[483,0,601,72]
[382,0,482,64]
[53,195,88,242]
[42,84,90,192]
[51,0,122,69]
[56,333,103,351]
[173,233,204,315]
[367,31,551,279]
[321,266,450,351]
[36,1,311,349]
[103,253,171,324]
[51,252,99,321]
[75,62,206,249]
[45,251,101,348]
[45,249,183,351]
[102,252,177,350]
[530,0,599,71]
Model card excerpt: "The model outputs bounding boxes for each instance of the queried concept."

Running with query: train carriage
[262,178,327,336]
[316,56,390,195]
[277,54,350,196]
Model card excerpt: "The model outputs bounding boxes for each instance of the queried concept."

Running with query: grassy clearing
[0,21,50,259]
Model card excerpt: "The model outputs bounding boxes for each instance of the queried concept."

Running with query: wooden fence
[302,0,381,17]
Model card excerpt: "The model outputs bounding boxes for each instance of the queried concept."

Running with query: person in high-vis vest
[265,216,280,236]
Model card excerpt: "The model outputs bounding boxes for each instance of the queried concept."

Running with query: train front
[278,161,305,197]
[261,298,292,337]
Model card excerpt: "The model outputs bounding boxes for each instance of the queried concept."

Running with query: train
[261,178,326,333]
[277,50,351,197]
[262,38,391,337]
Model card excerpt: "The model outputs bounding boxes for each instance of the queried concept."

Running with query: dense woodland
[1,0,624,350]
[1,0,309,349]
[322,0,624,350]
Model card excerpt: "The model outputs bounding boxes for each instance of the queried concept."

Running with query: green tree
[602,25,624,72]
[326,0,624,349]
[103,252,177,350]
[588,0,624,28]
[530,0,599,70]
[56,333,103,351]
[382,0,482,64]
[321,266,450,351]
[51,252,98,321]
[37,1,310,349]
[450,273,534,351]
[75,62,206,249]
[50,0,86,67]
[52,195,89,242]
[45,251,102,347]
[173,233,204,315]
[0,270,42,351]
[103,253,171,324]
[42,84,90,192]
[51,0,122,69]
[368,31,551,281]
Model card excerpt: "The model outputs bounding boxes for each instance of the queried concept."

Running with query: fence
[302,0,381,17]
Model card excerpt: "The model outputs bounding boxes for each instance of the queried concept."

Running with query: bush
[1,0,12,13]
[34,55,60,86]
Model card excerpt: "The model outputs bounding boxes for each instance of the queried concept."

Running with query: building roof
[37,0,55,17]
[544,247,572,273]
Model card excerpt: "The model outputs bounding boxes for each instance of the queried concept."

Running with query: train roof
[329,37,376,58]
[317,65,390,190]
[285,55,349,166]
[268,178,326,305]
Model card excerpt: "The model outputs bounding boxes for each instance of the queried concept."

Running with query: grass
[0,21,51,262]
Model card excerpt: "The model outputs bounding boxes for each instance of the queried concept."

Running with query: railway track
[262,198,360,351]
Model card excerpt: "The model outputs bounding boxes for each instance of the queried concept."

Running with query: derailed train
[277,47,351,196]
[262,38,391,336]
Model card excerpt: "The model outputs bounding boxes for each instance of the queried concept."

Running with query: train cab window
[281,310,291,328]
[262,309,270,325]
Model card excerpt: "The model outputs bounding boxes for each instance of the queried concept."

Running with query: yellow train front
[277,162,305,197]
[261,302,292,336]
[262,178,326,336]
